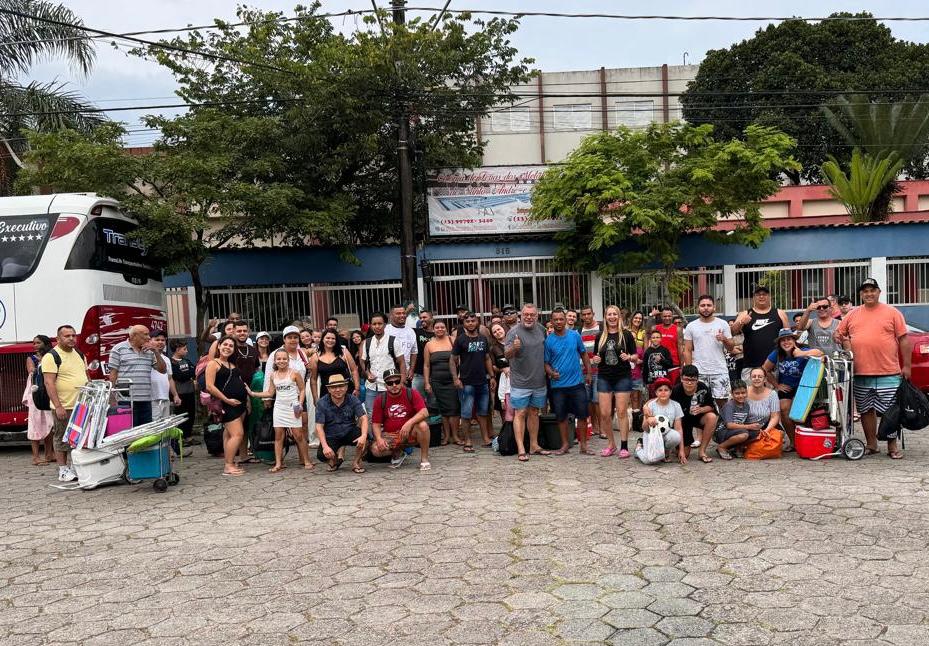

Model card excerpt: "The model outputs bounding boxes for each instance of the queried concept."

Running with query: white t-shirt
[263,346,308,391]
[683,317,732,376]
[150,361,173,401]
[385,323,416,371]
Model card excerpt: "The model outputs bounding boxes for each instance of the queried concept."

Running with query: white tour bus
[0,194,165,434]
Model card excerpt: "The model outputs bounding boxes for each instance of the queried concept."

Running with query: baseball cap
[455,304,468,312]
[382,368,402,382]
[653,377,672,390]
[776,328,798,340]
[282,325,301,337]
[150,329,166,338]
[255,331,271,341]
[752,284,770,295]
[858,277,880,292]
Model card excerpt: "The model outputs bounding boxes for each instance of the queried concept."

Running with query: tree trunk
[662,265,686,320]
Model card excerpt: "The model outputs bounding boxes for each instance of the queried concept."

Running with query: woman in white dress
[249,349,312,472]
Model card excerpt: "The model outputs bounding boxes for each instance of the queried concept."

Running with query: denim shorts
[551,383,590,422]
[510,386,548,410]
[458,383,490,418]
[597,375,633,394]
[585,375,598,402]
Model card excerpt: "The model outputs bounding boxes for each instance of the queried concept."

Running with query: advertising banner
[427,166,568,236]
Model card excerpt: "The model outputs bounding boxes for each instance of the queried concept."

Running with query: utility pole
[391,0,418,305]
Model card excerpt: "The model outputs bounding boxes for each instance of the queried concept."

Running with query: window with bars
[490,107,532,132]
[615,100,655,128]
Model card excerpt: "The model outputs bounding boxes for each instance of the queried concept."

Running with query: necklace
[236,344,250,358]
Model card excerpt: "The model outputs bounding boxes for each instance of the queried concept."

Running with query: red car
[909,325,929,393]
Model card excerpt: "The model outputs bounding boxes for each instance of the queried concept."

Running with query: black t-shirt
[742,308,782,368]
[171,356,196,395]
[595,330,635,381]
[491,342,509,371]
[413,328,434,375]
[452,332,490,386]
[672,382,718,418]
[643,346,673,384]
[230,343,260,385]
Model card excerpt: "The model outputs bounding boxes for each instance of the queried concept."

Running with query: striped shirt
[109,340,157,401]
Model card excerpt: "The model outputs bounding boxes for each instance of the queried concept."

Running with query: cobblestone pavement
[2,432,929,646]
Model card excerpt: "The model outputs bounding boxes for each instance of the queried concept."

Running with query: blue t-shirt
[315,393,366,438]
[544,330,587,388]
[766,350,809,389]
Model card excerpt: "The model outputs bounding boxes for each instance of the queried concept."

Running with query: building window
[616,100,655,128]
[552,103,592,130]
[490,107,532,132]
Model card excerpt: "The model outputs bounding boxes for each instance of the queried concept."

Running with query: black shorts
[681,413,712,445]
[777,386,797,401]
[550,384,589,422]
[317,426,363,460]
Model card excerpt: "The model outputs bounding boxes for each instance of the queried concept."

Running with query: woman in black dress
[205,335,249,476]
[423,320,460,445]
[308,329,361,403]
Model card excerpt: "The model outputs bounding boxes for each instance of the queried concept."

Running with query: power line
[0,6,292,75]
[401,8,929,22]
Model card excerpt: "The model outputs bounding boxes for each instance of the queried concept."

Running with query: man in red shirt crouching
[371,368,432,471]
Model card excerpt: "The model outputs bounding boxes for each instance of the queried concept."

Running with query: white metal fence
[602,268,724,315]
[734,260,871,312]
[887,257,929,306]
[425,257,590,324]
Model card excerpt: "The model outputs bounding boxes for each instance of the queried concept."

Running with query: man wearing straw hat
[315,374,369,474]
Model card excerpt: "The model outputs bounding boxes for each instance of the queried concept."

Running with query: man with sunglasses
[796,297,841,357]
[370,369,432,471]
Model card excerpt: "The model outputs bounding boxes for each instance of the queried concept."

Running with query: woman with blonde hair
[591,305,639,458]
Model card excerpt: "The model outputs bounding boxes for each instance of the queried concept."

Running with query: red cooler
[795,426,836,459]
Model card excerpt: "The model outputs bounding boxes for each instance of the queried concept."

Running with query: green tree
[681,13,929,183]
[140,3,531,244]
[0,0,103,192]
[529,122,799,304]
[15,114,336,331]
[821,94,929,218]
[821,148,904,222]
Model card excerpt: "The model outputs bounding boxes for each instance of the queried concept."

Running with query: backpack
[33,348,86,411]
[203,422,225,456]
[897,379,929,431]
[496,421,517,456]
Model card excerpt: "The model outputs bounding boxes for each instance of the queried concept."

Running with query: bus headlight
[85,334,99,345]
[88,360,101,371]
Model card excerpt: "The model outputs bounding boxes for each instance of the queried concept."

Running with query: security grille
[887,257,929,306]
[734,260,870,312]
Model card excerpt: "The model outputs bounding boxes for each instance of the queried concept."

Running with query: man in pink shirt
[836,278,911,459]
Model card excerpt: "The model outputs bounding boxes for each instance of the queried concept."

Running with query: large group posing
[27,275,911,482]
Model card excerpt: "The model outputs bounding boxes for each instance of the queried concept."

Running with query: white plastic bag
[641,425,666,465]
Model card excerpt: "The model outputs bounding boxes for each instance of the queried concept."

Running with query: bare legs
[223,417,245,475]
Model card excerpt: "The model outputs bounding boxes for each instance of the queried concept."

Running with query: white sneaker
[690,440,701,448]
[58,466,77,482]
[389,452,407,469]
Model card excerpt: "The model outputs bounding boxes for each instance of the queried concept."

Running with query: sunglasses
[817,305,830,310]
[385,378,402,386]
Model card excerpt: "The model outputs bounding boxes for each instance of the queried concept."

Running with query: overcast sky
[27,0,929,145]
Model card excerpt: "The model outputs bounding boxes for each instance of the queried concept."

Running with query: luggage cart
[124,415,188,492]
[812,350,865,461]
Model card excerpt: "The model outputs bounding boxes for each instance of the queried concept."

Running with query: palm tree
[821,94,929,220]
[821,148,904,223]
[0,0,103,192]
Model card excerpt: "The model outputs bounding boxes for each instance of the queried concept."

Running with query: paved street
[2,433,929,646]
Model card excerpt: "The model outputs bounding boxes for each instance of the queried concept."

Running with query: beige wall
[479,65,699,166]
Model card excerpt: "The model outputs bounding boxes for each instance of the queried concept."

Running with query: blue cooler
[127,445,170,480]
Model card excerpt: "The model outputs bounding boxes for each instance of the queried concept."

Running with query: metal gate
[205,282,402,333]
[734,260,871,312]
[602,267,724,316]
[426,257,590,324]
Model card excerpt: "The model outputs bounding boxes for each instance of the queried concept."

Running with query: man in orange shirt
[835,278,912,459]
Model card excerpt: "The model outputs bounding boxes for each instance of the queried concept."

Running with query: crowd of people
[24,276,912,482]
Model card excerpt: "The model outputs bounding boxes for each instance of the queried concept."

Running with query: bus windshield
[0,214,55,283]
[65,217,160,284]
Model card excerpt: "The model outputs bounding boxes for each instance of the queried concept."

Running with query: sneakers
[58,466,77,482]
[389,452,408,469]
[690,440,701,448]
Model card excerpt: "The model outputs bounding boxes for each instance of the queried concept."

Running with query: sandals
[419,462,432,471]
[717,448,733,461]
[531,449,551,456]
[463,445,475,453]
[222,468,244,476]
[268,465,286,473]
[699,454,713,464]
[327,462,341,472]
[517,453,529,462]
[352,465,366,474]
[889,451,904,460]
[601,446,616,457]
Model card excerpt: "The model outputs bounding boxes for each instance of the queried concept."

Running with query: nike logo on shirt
[751,318,774,331]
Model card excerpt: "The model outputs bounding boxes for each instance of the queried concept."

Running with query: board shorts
[510,386,547,411]
[853,375,902,415]
[550,384,589,422]
[700,373,731,400]
[52,411,73,453]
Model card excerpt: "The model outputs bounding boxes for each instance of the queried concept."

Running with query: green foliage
[681,13,929,183]
[529,121,799,281]
[137,3,532,245]
[0,0,103,192]
[821,148,904,222]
